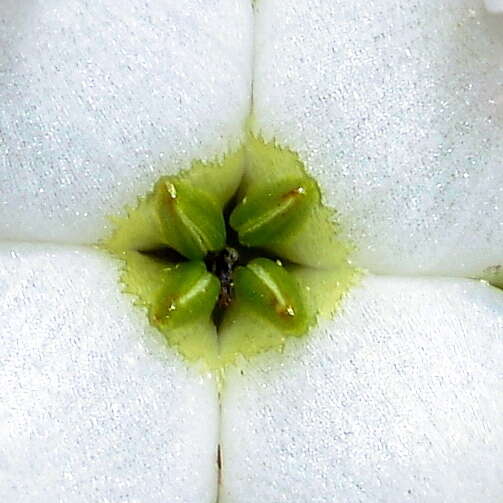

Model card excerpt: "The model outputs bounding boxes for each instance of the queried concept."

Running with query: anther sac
[233,258,309,335]
[104,135,358,369]
[229,177,318,248]
[481,265,503,290]
[155,179,226,259]
[149,261,220,328]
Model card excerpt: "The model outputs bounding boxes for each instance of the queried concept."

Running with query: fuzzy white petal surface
[0,0,253,244]
[253,0,503,277]
[486,0,503,13]
[0,244,218,503]
[221,276,503,503]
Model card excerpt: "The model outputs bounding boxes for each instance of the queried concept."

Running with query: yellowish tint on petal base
[102,135,360,370]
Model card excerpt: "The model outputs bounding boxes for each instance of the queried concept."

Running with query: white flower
[0,1,502,502]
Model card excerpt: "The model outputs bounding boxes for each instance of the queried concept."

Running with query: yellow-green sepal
[218,301,290,367]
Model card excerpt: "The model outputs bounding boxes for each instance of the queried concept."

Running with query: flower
[0,1,502,502]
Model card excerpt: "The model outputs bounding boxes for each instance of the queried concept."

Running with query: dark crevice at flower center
[143,247,185,262]
[206,247,240,310]
[206,201,244,316]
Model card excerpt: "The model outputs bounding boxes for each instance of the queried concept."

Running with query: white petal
[221,276,503,502]
[486,0,503,13]
[0,0,253,244]
[253,0,503,277]
[0,243,218,503]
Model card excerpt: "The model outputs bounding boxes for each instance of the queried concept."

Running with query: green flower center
[104,134,359,369]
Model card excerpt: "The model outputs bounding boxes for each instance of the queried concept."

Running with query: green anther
[150,261,220,328]
[481,265,503,290]
[233,257,309,334]
[230,177,318,248]
[155,178,226,259]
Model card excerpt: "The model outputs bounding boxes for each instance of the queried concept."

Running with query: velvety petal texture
[0,0,253,244]
[0,244,219,503]
[253,0,503,278]
[486,0,503,13]
[221,276,503,503]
